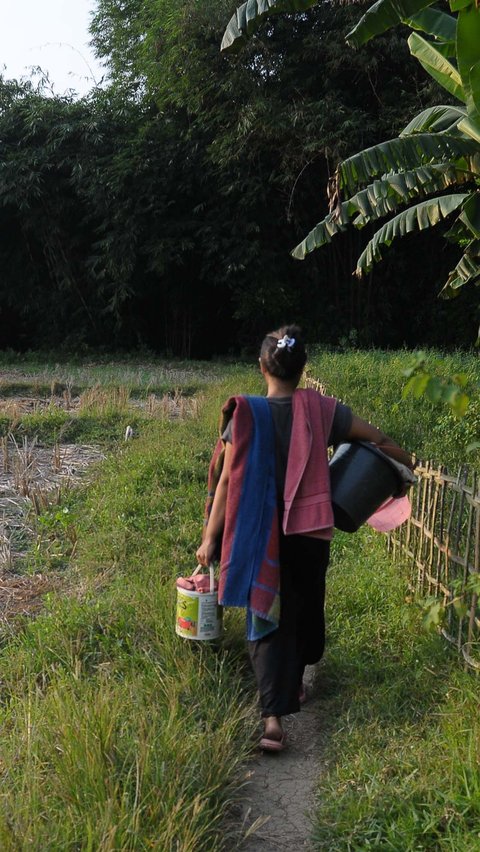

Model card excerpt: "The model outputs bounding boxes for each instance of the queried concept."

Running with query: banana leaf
[458,115,480,143]
[471,61,480,115]
[439,238,480,297]
[401,104,466,135]
[405,7,457,42]
[459,191,480,237]
[351,163,476,224]
[408,32,465,101]
[291,164,475,259]
[449,0,472,11]
[355,193,468,275]
[221,0,318,53]
[346,0,437,48]
[456,7,480,117]
[290,207,350,258]
[425,40,458,59]
[337,133,478,196]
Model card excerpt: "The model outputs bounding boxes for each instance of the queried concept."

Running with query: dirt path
[237,665,325,850]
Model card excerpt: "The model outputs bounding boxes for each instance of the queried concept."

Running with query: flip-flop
[259,732,287,752]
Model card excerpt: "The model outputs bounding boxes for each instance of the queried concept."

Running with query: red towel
[283,389,336,538]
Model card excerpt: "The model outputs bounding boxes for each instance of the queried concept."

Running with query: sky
[1,0,105,97]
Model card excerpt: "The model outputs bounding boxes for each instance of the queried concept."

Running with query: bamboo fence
[388,462,480,672]
[305,374,480,672]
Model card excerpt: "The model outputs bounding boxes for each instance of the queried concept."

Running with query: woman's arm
[196,441,233,567]
[347,414,415,470]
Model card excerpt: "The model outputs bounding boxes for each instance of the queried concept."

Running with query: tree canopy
[220,0,480,327]
[0,1,477,354]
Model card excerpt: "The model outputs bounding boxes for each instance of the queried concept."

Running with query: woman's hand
[196,538,217,568]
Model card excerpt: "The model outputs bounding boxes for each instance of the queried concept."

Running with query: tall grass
[313,528,480,851]
[307,349,480,850]
[0,353,231,399]
[0,356,254,445]
[0,351,478,848]
[308,348,480,470]
[0,370,259,850]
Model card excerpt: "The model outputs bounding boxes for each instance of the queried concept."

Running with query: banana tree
[221,0,480,301]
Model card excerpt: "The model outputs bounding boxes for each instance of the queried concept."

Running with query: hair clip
[277,335,296,351]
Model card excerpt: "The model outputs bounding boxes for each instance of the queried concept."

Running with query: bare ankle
[263,715,283,740]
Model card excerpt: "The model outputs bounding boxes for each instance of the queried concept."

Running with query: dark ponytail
[259,324,307,381]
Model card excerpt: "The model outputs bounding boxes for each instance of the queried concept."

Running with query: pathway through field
[238,665,325,850]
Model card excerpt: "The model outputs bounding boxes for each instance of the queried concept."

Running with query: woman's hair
[259,324,307,381]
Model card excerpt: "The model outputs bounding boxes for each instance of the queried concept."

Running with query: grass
[0,355,249,445]
[0,367,262,850]
[313,528,480,851]
[0,349,478,848]
[306,348,480,849]
[7,346,479,463]
[0,351,230,400]
[308,348,480,471]
[14,410,145,445]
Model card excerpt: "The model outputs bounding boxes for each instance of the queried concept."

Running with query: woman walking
[196,325,413,751]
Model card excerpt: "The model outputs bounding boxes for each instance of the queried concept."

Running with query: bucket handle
[192,563,216,594]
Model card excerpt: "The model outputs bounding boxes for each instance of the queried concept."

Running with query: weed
[309,348,480,470]
[312,529,480,851]
[0,370,257,848]
[0,352,477,848]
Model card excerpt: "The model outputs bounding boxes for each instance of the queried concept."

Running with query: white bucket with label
[175,565,222,641]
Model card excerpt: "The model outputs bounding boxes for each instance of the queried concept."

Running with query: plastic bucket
[329,441,403,533]
[175,565,222,641]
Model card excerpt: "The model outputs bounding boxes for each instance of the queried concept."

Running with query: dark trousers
[248,534,330,717]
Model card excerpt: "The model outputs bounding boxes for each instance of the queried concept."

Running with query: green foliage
[405,6,457,43]
[401,104,466,133]
[308,347,480,467]
[220,0,480,328]
[421,595,446,630]
[0,77,244,355]
[347,0,440,48]
[338,134,478,196]
[221,0,318,53]
[296,5,480,310]
[0,0,476,352]
[355,193,468,274]
[408,31,465,101]
[0,373,259,848]
[402,350,471,417]
[419,571,480,633]
[0,0,473,353]
[31,502,79,573]
[313,529,480,851]
[0,359,477,846]
[88,0,473,350]
[292,176,472,260]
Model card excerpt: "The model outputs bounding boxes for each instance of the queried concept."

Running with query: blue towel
[221,397,279,639]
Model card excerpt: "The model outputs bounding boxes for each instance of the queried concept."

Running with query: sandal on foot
[259,732,287,752]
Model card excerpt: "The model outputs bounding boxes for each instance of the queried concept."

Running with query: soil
[0,436,106,621]
[0,380,196,622]
[0,573,61,622]
[237,665,325,850]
